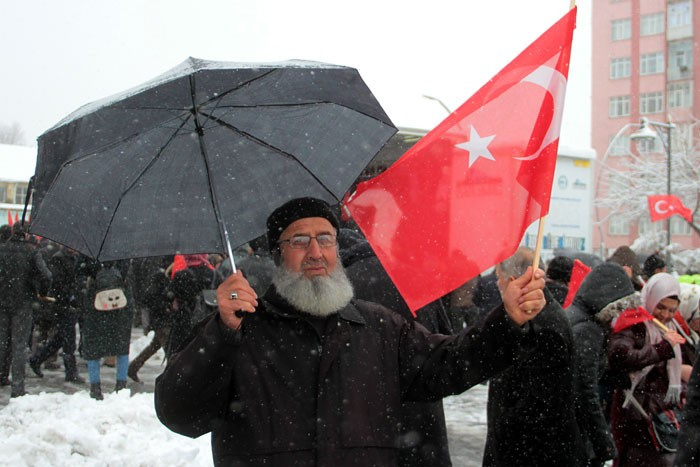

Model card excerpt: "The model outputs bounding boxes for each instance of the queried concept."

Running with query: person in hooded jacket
[0,223,52,397]
[79,257,134,400]
[341,232,454,467]
[608,273,693,467]
[483,247,582,467]
[567,262,636,466]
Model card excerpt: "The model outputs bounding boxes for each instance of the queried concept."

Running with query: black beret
[266,197,339,253]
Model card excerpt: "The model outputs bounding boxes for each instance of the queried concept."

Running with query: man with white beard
[155,197,547,467]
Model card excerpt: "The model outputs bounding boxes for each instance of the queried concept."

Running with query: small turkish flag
[345,8,576,312]
[562,259,591,309]
[648,195,693,223]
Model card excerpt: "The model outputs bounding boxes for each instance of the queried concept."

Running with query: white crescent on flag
[654,200,670,215]
[513,65,567,161]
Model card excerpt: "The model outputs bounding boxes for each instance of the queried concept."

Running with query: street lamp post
[630,117,676,247]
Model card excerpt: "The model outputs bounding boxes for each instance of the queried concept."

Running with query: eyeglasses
[278,234,337,250]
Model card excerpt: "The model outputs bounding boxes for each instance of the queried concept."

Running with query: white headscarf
[635,273,683,405]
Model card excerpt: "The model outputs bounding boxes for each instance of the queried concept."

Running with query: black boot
[127,364,141,383]
[115,380,127,392]
[63,354,85,383]
[90,383,103,401]
[29,357,44,378]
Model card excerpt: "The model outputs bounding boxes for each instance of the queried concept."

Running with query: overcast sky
[1,0,591,149]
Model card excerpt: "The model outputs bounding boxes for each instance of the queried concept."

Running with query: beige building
[0,143,35,226]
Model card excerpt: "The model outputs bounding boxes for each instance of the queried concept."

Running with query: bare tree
[596,119,700,244]
[0,122,27,145]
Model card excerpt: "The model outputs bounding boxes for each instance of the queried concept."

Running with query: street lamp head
[629,117,658,143]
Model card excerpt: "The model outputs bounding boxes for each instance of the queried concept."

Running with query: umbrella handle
[224,233,237,274]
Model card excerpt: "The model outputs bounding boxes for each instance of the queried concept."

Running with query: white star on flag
[455,126,496,168]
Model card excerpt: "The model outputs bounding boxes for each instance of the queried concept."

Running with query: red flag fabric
[345,8,577,312]
[6,212,13,226]
[648,195,693,223]
[13,212,19,224]
[562,259,591,308]
[171,254,187,279]
[613,306,652,333]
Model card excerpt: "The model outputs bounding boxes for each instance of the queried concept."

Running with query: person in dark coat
[546,255,574,305]
[567,262,636,467]
[79,258,134,400]
[473,270,502,322]
[483,247,582,466]
[342,237,454,467]
[0,223,52,397]
[166,254,222,356]
[29,245,85,383]
[127,255,173,382]
[155,197,549,466]
[675,357,700,466]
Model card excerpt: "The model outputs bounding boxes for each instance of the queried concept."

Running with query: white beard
[272,263,354,317]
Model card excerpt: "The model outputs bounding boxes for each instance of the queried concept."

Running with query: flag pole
[532,215,546,272]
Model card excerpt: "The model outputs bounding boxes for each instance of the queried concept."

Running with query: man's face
[278,217,338,278]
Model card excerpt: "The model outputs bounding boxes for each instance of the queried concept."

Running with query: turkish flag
[613,307,652,333]
[345,8,576,312]
[562,259,591,309]
[648,195,693,223]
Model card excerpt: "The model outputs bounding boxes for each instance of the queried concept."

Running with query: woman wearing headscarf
[608,273,694,466]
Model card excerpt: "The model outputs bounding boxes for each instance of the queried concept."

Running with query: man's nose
[305,237,323,257]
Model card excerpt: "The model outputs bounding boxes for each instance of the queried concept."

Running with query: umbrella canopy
[30,58,396,261]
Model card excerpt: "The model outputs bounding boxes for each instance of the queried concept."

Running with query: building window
[641,13,665,36]
[668,81,692,108]
[638,215,652,234]
[671,215,692,235]
[668,1,691,29]
[610,57,631,79]
[640,92,664,115]
[608,134,630,155]
[640,52,664,75]
[0,186,5,204]
[609,214,630,235]
[14,186,27,205]
[609,95,631,117]
[668,40,693,80]
[611,18,632,40]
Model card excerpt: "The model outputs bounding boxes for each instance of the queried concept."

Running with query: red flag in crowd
[562,259,591,308]
[648,195,693,223]
[345,8,577,312]
[6,212,13,226]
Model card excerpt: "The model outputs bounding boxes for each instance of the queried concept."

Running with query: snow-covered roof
[0,143,36,182]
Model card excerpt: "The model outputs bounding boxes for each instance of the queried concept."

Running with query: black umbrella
[30,58,396,263]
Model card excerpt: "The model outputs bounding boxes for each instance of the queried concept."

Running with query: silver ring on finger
[230,290,238,300]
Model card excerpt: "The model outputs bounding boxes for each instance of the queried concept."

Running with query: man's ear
[622,265,633,278]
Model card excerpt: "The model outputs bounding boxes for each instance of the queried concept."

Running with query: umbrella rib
[201,111,338,201]
[95,116,193,259]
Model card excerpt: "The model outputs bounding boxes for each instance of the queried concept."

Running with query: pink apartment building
[592,0,700,256]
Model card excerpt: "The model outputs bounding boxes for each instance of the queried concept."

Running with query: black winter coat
[675,356,700,466]
[483,290,582,466]
[155,287,528,466]
[0,236,52,311]
[343,240,453,467]
[79,259,134,360]
[567,262,635,463]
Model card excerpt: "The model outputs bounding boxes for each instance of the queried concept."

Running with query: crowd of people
[0,221,237,400]
[2,201,700,466]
